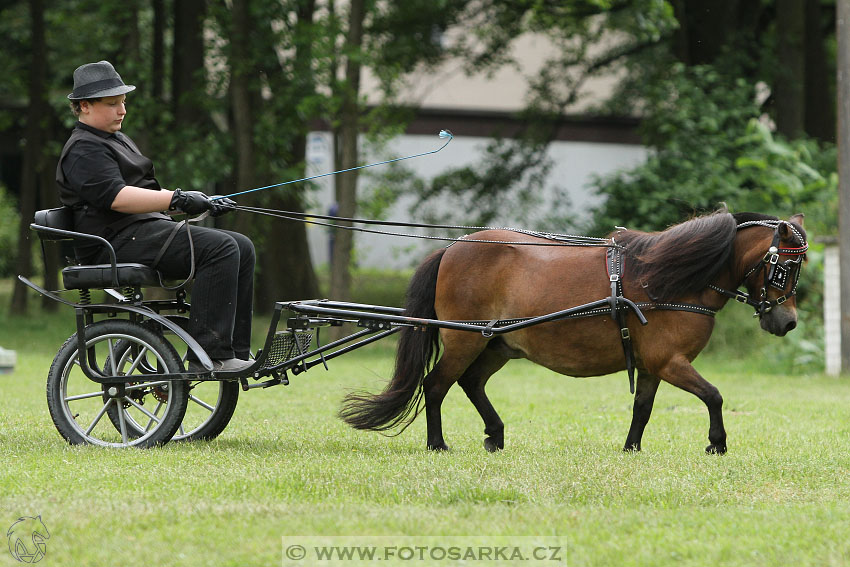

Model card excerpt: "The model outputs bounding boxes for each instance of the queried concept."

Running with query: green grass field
[1,277,849,566]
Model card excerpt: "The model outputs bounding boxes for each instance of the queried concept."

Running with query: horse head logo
[7,516,50,563]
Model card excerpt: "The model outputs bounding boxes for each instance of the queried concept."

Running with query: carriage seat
[32,207,160,290]
[61,263,160,290]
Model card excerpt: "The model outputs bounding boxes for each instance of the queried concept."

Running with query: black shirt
[56,122,170,260]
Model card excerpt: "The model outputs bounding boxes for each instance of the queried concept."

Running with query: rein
[708,220,808,317]
[233,205,616,248]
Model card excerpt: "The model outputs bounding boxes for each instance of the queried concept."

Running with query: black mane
[613,210,738,302]
[731,212,779,224]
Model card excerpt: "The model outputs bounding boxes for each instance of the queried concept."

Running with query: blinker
[768,263,789,290]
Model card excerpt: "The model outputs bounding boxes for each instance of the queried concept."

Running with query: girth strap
[607,245,637,394]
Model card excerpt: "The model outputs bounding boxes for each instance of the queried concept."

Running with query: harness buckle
[735,294,747,303]
[776,295,787,305]
[609,274,620,282]
[764,247,779,265]
[620,328,630,340]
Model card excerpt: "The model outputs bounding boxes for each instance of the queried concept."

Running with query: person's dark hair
[69,98,101,117]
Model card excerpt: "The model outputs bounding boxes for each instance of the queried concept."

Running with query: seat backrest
[33,207,75,240]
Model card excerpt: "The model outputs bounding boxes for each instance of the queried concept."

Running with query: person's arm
[110,185,175,213]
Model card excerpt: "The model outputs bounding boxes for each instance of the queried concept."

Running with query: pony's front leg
[657,357,727,454]
[623,371,661,452]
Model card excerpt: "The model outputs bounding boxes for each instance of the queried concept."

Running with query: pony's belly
[501,319,628,378]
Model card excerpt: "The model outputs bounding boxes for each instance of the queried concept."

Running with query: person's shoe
[187,358,253,373]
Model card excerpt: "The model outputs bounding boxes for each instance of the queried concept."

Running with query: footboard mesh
[262,330,314,368]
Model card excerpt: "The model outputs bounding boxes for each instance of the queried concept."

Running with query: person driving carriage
[56,60,254,373]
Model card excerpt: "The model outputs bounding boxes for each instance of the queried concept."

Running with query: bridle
[708,220,808,317]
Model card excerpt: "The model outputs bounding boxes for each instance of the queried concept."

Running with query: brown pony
[339,211,807,454]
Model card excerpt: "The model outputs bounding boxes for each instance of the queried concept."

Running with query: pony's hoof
[483,437,503,452]
[623,443,641,452]
[705,443,727,455]
[428,442,450,451]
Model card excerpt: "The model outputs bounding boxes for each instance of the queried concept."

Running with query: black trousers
[107,219,255,360]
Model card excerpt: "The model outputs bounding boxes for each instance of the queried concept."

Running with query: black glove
[208,196,237,217]
[169,189,214,215]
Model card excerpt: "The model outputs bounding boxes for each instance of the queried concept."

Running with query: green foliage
[588,63,837,235]
[588,64,760,233]
[734,120,838,235]
[0,186,20,277]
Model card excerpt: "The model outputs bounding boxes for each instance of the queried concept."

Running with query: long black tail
[338,248,445,432]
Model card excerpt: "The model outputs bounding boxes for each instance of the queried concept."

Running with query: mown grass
[1,276,848,566]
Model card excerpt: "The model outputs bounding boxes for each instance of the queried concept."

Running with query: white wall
[824,245,840,375]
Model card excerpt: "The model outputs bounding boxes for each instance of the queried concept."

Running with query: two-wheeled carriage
[19,207,650,448]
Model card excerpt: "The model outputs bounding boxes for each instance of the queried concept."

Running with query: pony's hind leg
[623,371,661,452]
[457,346,510,452]
[422,331,487,451]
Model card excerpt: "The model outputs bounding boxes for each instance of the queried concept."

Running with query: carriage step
[261,330,314,369]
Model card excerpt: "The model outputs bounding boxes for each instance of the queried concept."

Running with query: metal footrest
[262,330,314,369]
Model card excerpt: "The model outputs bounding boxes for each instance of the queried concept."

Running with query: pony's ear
[789,213,804,227]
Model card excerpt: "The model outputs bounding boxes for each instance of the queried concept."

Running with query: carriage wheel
[104,316,239,442]
[46,320,189,448]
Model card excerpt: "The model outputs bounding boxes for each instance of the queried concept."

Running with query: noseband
[708,220,808,317]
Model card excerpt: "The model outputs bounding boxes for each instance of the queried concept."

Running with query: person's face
[79,94,127,133]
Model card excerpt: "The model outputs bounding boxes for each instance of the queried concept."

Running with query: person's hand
[169,189,215,215]
[208,196,237,217]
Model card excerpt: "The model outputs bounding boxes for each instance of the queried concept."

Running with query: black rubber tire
[46,320,189,448]
[176,380,240,442]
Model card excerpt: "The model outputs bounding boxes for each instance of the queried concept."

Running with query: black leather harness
[707,220,808,317]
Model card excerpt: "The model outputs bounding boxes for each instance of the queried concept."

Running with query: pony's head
[734,213,807,336]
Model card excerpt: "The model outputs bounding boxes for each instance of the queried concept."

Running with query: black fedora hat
[67,60,136,100]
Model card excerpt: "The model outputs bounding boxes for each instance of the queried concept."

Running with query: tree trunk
[230,0,257,208]
[173,0,207,129]
[804,0,835,142]
[152,0,166,102]
[330,0,366,304]
[10,0,47,315]
[774,0,806,138]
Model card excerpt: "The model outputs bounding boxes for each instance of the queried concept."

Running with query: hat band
[72,77,126,98]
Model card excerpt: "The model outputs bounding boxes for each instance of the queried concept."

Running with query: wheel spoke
[124,346,150,376]
[189,394,216,413]
[144,402,164,433]
[125,396,162,424]
[117,399,129,444]
[65,390,106,402]
[85,398,113,435]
